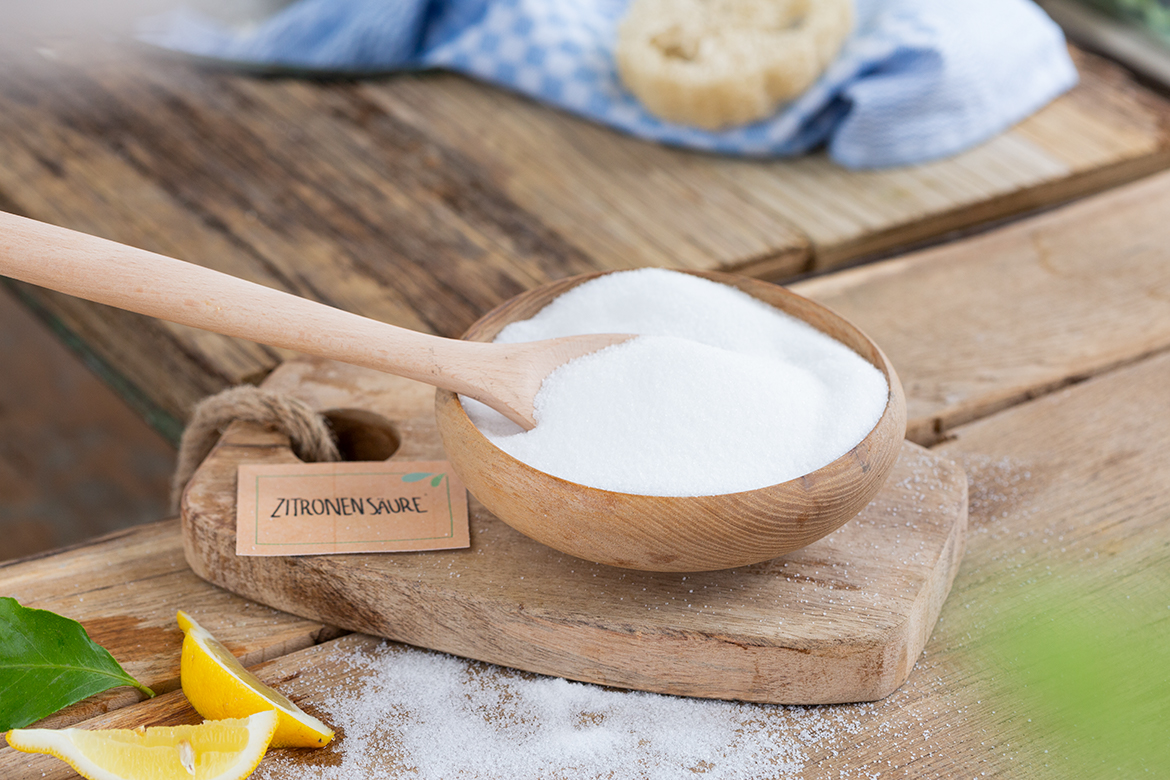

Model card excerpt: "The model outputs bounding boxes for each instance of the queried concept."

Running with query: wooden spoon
[435,269,908,571]
[0,212,628,430]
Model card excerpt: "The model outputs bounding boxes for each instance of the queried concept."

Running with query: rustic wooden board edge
[813,149,1170,272]
[716,244,813,280]
[812,46,1170,270]
[790,165,1170,452]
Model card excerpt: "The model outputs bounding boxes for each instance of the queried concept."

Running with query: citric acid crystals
[464,269,887,496]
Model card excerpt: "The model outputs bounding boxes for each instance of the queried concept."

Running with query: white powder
[464,269,888,496]
[252,642,871,780]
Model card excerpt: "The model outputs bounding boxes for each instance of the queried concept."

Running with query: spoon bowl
[435,270,907,572]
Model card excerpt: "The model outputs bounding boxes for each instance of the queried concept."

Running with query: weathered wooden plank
[908,353,1170,776]
[794,167,1170,445]
[0,636,368,780]
[0,520,341,730]
[0,43,1167,441]
[9,335,1165,780]
[181,355,968,705]
[361,74,812,278]
[0,47,609,433]
[7,153,1158,733]
[374,47,1170,272]
[0,285,173,561]
[4,154,1167,755]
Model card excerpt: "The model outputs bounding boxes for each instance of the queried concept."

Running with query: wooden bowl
[434,271,906,572]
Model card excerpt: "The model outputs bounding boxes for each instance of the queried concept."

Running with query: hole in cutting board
[320,408,400,462]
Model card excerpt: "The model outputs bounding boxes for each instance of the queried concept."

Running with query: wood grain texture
[436,271,906,571]
[0,638,351,780]
[0,47,603,433]
[5,215,1170,774]
[0,285,174,561]
[883,350,1170,777]
[0,212,629,430]
[181,354,962,704]
[12,319,1167,779]
[0,44,1165,438]
[369,47,1170,271]
[794,167,1170,445]
[0,520,341,731]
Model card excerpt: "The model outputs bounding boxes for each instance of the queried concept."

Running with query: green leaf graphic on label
[430,474,444,487]
[401,472,432,483]
[0,597,155,730]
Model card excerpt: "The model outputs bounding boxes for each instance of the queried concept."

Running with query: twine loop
[171,386,340,511]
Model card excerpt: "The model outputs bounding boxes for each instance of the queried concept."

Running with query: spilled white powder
[252,642,869,780]
[464,268,888,496]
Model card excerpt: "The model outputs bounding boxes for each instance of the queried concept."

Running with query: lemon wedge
[5,711,277,780]
[176,610,333,748]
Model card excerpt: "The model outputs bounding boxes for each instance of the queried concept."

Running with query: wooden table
[2,35,1170,779]
[1,42,1168,441]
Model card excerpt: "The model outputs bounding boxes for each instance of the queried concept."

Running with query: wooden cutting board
[181,357,967,705]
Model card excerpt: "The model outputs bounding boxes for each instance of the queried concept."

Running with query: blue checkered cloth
[139,0,1077,169]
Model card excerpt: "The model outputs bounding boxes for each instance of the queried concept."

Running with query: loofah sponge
[615,0,854,130]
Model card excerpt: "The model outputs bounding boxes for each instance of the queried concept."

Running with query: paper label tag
[235,461,469,556]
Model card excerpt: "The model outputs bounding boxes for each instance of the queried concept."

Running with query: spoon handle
[0,211,589,427]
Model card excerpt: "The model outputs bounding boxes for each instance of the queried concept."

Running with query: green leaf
[0,597,155,730]
[430,474,444,487]
[401,472,432,483]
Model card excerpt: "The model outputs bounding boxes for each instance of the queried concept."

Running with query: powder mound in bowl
[463,269,888,497]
